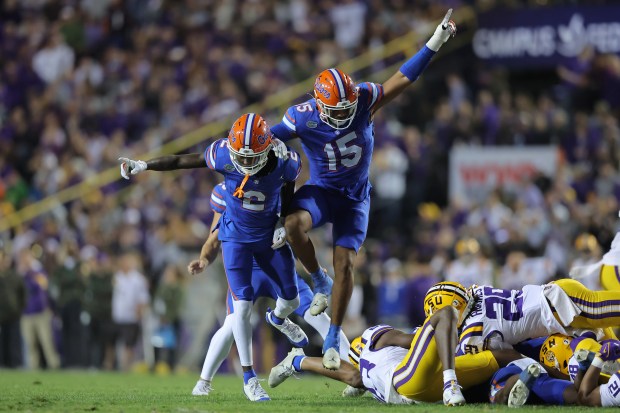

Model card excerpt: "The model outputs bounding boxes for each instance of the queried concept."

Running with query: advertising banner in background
[449,146,560,204]
[473,6,620,68]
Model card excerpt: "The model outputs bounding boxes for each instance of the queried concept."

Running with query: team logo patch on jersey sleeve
[224,164,235,172]
[306,121,318,128]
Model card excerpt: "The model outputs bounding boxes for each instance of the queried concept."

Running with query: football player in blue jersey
[119,113,308,402]
[189,182,350,396]
[269,9,457,369]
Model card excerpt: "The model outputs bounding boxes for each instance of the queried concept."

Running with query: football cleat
[192,379,213,396]
[310,268,333,316]
[443,380,466,406]
[322,347,340,370]
[342,385,366,397]
[508,363,540,408]
[265,309,309,347]
[243,377,270,402]
[268,347,305,388]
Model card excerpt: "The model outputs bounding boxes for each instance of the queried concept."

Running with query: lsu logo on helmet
[540,334,573,375]
[348,336,364,368]
[423,281,472,327]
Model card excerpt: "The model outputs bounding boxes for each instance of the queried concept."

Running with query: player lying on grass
[269,288,522,406]
[269,8,458,370]
[489,358,578,407]
[436,279,620,356]
[515,332,620,382]
[572,341,620,406]
[189,182,349,396]
[120,113,306,402]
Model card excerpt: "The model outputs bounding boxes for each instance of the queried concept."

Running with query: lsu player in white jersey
[572,341,620,406]
[570,229,620,292]
[269,284,522,405]
[446,279,620,355]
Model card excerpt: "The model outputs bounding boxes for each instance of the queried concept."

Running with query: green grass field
[0,370,617,413]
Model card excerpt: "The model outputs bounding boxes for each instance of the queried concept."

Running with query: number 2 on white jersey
[324,132,362,171]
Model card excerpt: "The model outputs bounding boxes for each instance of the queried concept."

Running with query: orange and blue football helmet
[227,113,272,176]
[423,281,473,327]
[314,68,358,130]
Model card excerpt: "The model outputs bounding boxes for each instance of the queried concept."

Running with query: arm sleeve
[204,139,227,171]
[210,184,227,214]
[271,107,298,142]
[357,82,385,112]
[283,149,302,182]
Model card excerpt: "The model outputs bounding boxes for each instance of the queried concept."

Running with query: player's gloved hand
[271,138,289,160]
[119,157,147,179]
[188,258,208,275]
[426,9,457,52]
[599,340,620,361]
[271,219,287,250]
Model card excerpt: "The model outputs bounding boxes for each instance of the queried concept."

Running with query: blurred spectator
[152,264,185,374]
[112,253,150,371]
[18,247,60,370]
[568,233,602,290]
[444,238,494,287]
[403,254,440,327]
[50,242,86,367]
[32,28,75,84]
[83,251,115,370]
[376,258,408,328]
[500,250,556,290]
[0,248,26,368]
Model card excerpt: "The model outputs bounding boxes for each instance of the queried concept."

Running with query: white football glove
[271,219,287,250]
[426,9,457,52]
[271,138,289,160]
[118,157,147,180]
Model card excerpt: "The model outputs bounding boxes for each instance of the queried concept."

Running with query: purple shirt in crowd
[22,270,50,315]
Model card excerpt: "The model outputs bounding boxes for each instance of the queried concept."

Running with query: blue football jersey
[204,139,302,243]
[272,82,383,201]
[210,182,227,214]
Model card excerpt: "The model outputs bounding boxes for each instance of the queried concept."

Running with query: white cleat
[322,347,340,370]
[192,379,213,396]
[243,377,270,402]
[508,363,540,408]
[266,310,309,347]
[268,348,305,388]
[342,385,366,397]
[443,380,466,406]
[310,293,329,316]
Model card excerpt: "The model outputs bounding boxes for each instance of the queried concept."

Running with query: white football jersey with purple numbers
[458,285,566,354]
[567,355,620,383]
[601,373,620,407]
[358,325,411,404]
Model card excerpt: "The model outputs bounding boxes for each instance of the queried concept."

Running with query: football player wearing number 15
[270,9,457,369]
[118,113,308,402]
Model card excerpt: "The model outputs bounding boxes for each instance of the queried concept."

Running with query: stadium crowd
[1,0,619,374]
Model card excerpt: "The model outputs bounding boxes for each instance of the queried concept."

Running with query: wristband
[399,46,436,82]
[592,356,604,369]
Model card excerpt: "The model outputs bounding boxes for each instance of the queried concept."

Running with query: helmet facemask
[316,97,358,130]
[228,142,272,176]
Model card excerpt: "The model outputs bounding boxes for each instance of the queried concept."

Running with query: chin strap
[233,173,250,198]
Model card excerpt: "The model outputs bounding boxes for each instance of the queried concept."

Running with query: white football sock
[200,314,235,381]
[231,300,253,366]
[274,295,300,319]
